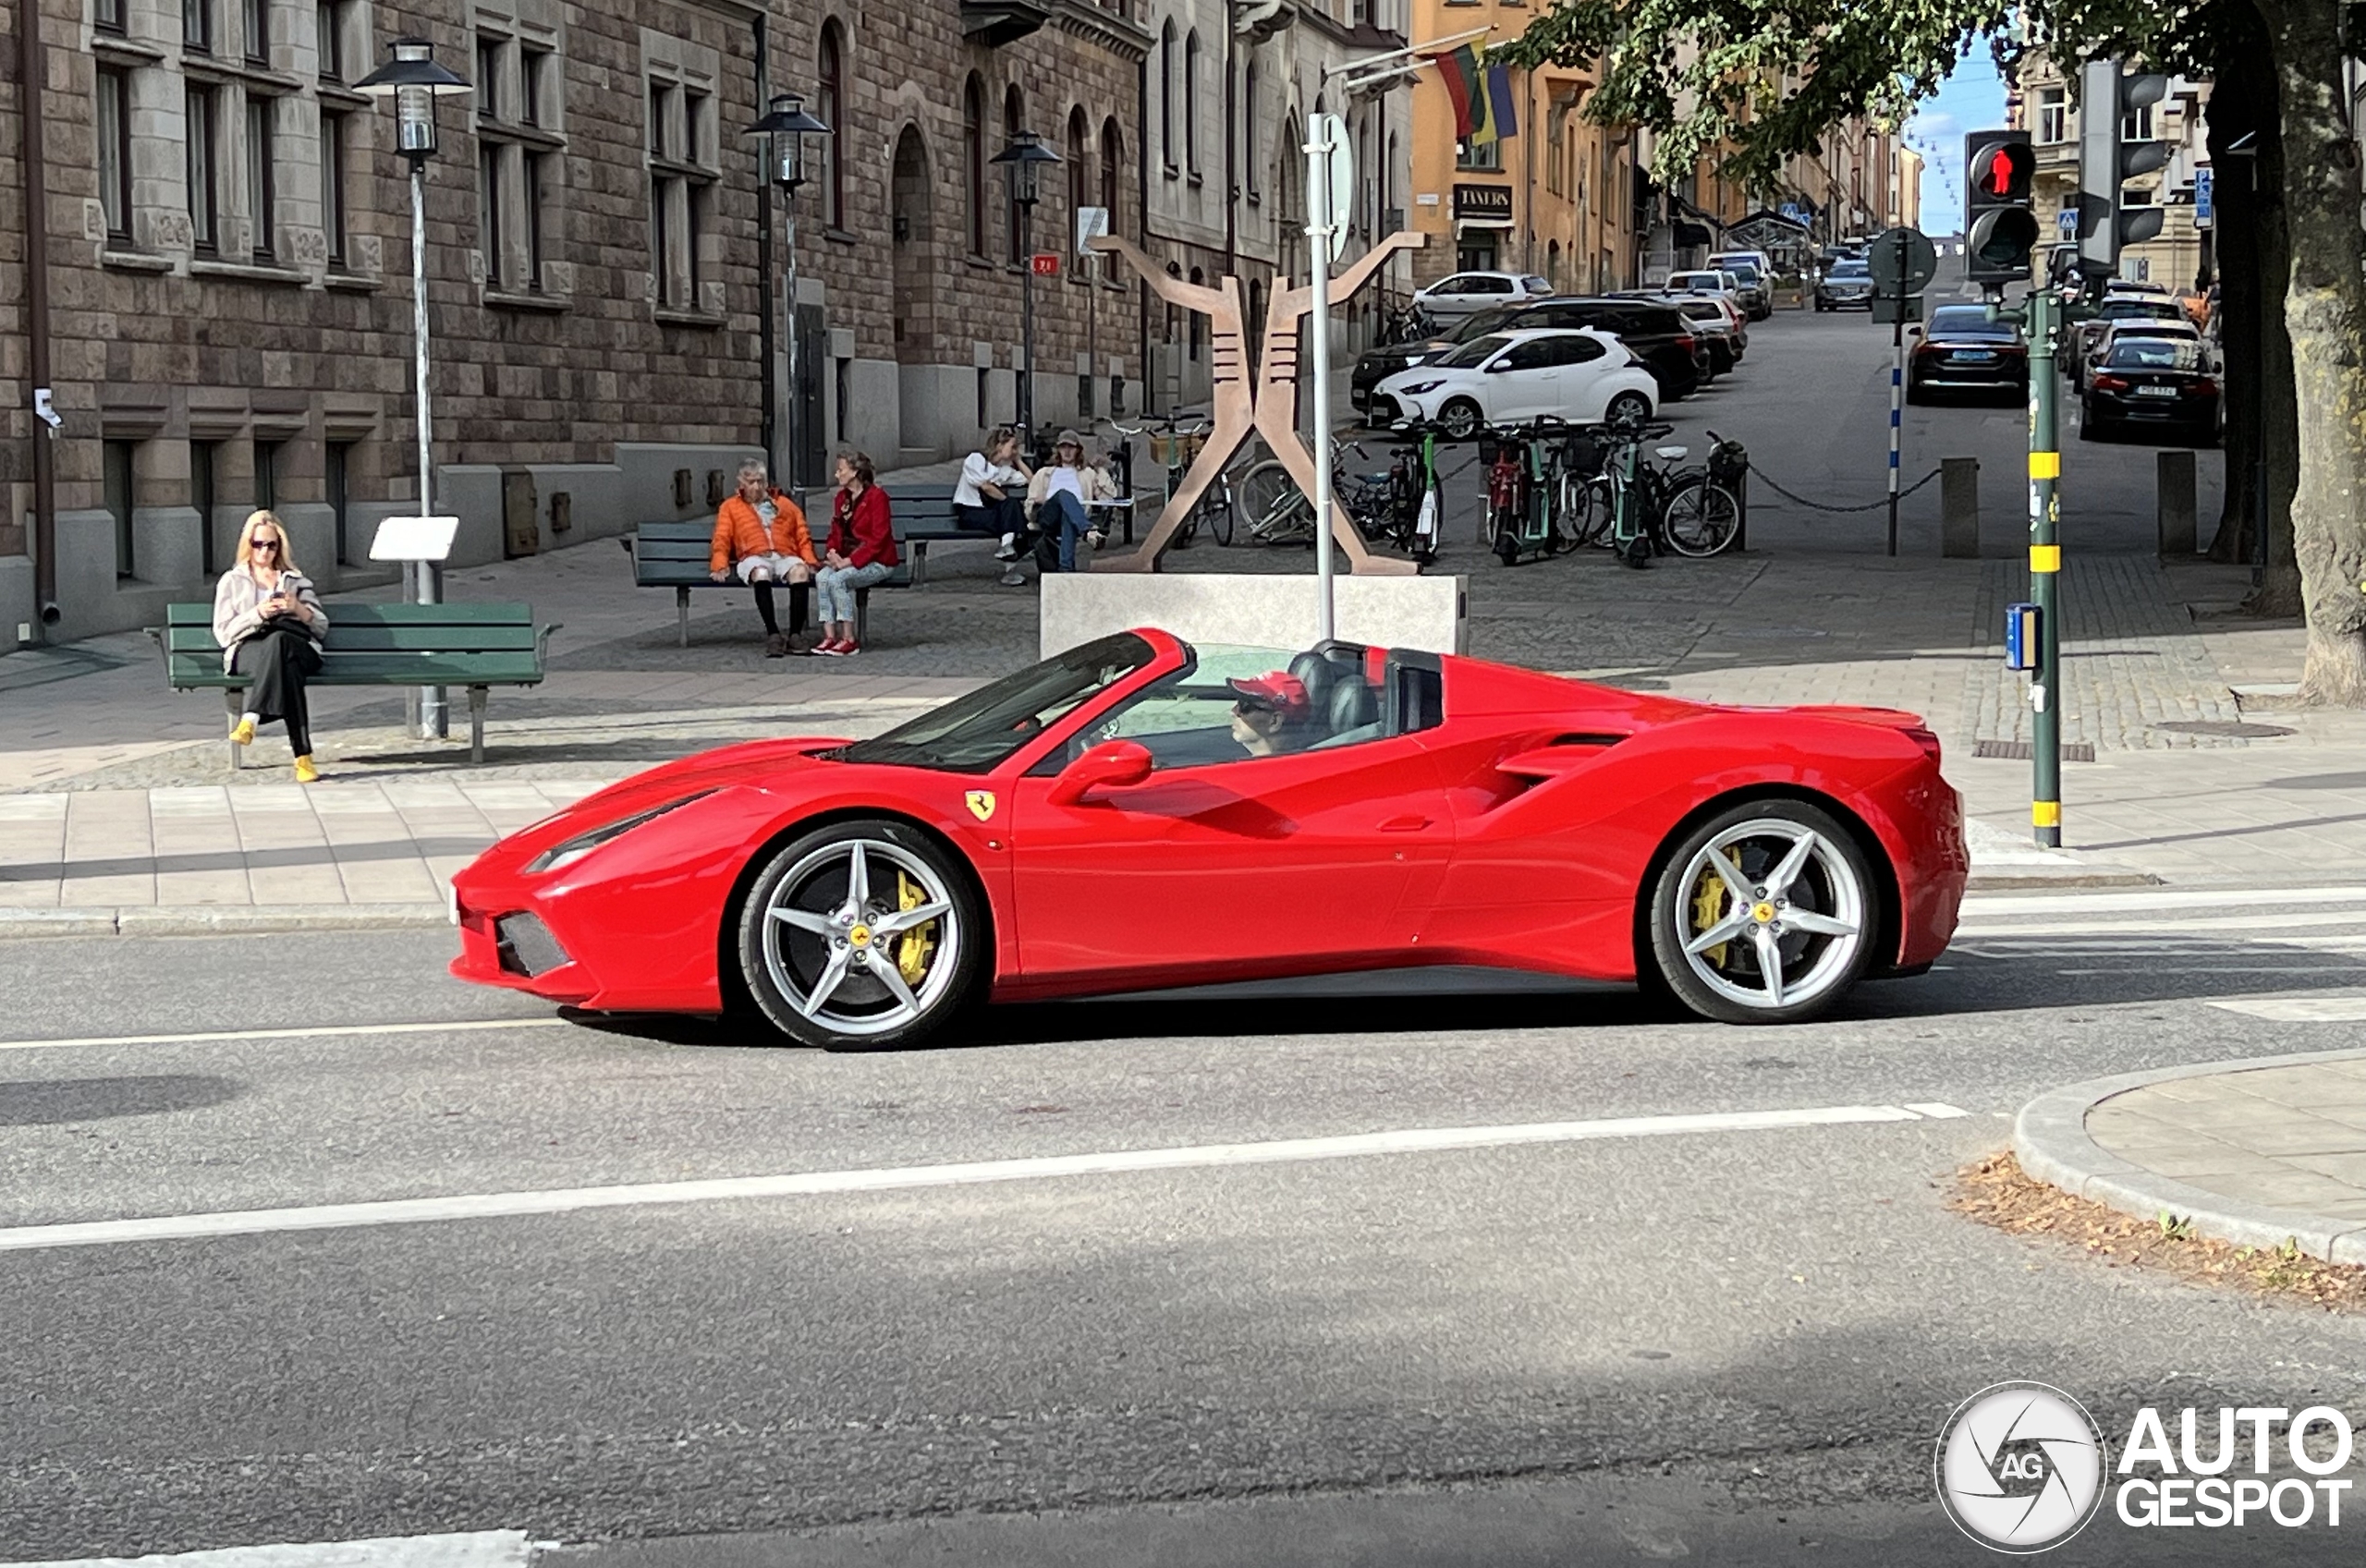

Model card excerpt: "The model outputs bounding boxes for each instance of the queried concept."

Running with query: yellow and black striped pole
[2027,286,2064,847]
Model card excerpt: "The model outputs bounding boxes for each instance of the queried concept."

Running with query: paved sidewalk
[2018,1036,2366,1264]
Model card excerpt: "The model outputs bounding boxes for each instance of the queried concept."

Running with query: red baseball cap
[1227,672,1309,714]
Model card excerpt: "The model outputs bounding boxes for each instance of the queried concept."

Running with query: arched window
[1100,117,1122,237]
[1187,266,1204,360]
[1067,107,1089,237]
[1183,30,1201,174]
[817,22,847,230]
[1159,21,1176,171]
[1003,83,1025,263]
[962,75,985,257]
[1242,61,1258,198]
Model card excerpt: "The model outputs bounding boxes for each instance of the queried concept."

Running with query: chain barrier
[1745,462,1945,515]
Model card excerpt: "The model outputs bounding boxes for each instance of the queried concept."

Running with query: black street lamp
[355,36,470,740]
[991,130,1061,440]
[749,92,831,490]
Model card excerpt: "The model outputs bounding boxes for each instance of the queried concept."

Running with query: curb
[1965,869,2161,891]
[0,904,451,940]
[2013,1046,2366,1266]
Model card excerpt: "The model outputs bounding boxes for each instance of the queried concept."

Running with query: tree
[1509,0,2366,701]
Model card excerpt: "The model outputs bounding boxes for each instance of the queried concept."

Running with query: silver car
[1411,270,1555,322]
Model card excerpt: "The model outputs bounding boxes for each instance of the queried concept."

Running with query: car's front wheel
[738,819,984,1050]
[1647,801,1875,1025]
[1438,397,1483,442]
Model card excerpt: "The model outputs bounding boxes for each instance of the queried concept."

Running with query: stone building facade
[0,0,1151,646]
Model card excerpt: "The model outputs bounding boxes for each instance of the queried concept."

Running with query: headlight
[1398,380,1445,395]
[526,790,718,874]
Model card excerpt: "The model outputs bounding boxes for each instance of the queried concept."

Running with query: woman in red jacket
[811,449,899,656]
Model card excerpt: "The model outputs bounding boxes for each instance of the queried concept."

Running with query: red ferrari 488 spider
[451,629,1965,1045]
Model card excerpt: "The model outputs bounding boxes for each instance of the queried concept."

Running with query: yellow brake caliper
[895,872,936,985]
[1691,873,1730,968]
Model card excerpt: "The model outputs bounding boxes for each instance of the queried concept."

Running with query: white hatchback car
[1372,327,1659,439]
[1410,271,1555,322]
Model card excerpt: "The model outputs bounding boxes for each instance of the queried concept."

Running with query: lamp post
[749,92,831,493]
[355,38,470,741]
[991,131,1060,444]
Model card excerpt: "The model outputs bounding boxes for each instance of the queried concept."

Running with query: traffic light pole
[2026,285,2063,848]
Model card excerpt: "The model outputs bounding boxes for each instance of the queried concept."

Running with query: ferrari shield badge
[965,790,996,822]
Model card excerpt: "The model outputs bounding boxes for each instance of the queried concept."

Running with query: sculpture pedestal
[1040,571,1467,660]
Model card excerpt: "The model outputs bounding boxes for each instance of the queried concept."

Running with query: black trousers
[750,579,808,637]
[955,497,1026,537]
[233,628,323,755]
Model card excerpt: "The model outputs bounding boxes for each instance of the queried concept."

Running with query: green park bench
[148,602,559,767]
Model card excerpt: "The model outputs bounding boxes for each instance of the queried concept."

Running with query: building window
[321,110,347,263]
[1158,22,1175,171]
[478,37,504,123]
[241,0,265,63]
[191,440,219,577]
[524,152,547,289]
[316,0,344,80]
[817,23,846,230]
[97,0,127,34]
[1183,30,1201,175]
[325,441,353,565]
[1242,63,1258,197]
[645,71,717,310]
[519,47,547,127]
[104,441,137,580]
[963,75,986,256]
[255,440,282,514]
[247,96,276,260]
[2122,103,2154,142]
[185,0,212,55]
[99,67,133,242]
[480,140,505,286]
[187,84,217,251]
[1100,117,1122,237]
[1456,137,1499,173]
[1067,107,1088,239]
[1003,84,1024,264]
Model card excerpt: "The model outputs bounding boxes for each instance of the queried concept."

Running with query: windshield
[1438,333,1513,369]
[838,632,1155,772]
[1714,261,1763,282]
[1830,261,1870,279]
[2103,300,2184,321]
[2107,338,2207,371]
[1927,308,2016,338]
[1447,306,1517,342]
[1668,273,1720,290]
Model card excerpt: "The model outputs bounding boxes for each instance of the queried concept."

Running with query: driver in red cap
[1227,671,1318,757]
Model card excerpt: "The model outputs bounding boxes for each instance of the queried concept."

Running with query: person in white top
[952,425,1031,566]
[1022,430,1121,574]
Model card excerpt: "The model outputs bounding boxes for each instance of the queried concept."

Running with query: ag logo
[1935,1381,2108,1553]
[964,790,996,822]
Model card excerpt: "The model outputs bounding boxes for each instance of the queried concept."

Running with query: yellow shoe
[293,754,320,784]
[229,717,256,747]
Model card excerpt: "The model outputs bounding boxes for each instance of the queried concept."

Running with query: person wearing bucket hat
[1021,429,1122,579]
[1226,670,1317,757]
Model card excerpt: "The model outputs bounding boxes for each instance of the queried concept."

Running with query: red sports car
[450,630,1966,1044]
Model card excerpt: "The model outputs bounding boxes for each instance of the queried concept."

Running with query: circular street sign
[1870,226,1938,297]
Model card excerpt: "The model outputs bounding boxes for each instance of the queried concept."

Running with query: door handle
[1379,813,1432,833]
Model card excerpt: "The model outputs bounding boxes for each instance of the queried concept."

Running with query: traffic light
[1963,129,2040,285]
[2078,60,2169,274]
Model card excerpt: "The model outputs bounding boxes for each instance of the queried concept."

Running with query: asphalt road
[5,901,2365,1566]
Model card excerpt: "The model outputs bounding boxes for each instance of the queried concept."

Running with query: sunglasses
[252,540,281,552]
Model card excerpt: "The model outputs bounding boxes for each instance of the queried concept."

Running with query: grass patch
[1953,1150,2366,1312]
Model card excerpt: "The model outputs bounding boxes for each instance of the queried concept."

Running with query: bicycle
[1378,420,1445,563]
[1480,419,1577,565]
[1108,410,1235,546]
[1581,411,1742,566]
[1236,438,1395,549]
[1379,301,1435,346]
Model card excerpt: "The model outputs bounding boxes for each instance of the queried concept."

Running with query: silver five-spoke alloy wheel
[1651,803,1874,1024]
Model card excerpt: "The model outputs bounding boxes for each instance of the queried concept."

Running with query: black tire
[1647,799,1876,1026]
[1604,390,1653,428]
[1662,480,1741,558]
[1200,483,1236,546]
[1438,398,1483,442]
[737,818,985,1051]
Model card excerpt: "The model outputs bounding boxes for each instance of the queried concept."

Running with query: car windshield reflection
[837,632,1156,773]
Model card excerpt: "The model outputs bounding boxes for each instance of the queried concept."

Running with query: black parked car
[1351,296,1702,414]
[1815,260,1874,311]
[2080,337,2220,445]
[1907,306,2029,403]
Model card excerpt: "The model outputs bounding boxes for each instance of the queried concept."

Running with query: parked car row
[1352,292,1726,429]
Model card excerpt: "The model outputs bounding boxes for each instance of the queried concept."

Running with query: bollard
[1941,456,1982,557]
[2157,449,2197,557]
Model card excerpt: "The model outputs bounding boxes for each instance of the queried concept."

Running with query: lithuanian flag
[1437,48,1519,146]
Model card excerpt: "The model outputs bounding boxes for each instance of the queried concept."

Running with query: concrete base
[0,553,33,649]
[1040,572,1468,661]
[2157,449,2198,557]
[1940,457,1981,559]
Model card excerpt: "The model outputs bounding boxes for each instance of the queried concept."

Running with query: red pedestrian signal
[1970,142,2036,202]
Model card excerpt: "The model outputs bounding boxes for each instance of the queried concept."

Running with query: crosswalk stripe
[0,1100,1972,1255]
[1957,911,2366,939]
[0,1017,573,1054]
[9,1530,537,1568]
[2206,997,2366,1022]
[1962,887,2366,916]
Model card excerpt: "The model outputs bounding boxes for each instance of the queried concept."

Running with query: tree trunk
[2262,0,2366,699]
[2202,18,2278,567]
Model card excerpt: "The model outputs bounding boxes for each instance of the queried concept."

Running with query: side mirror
[1047,739,1153,807]
[1482,359,1515,373]
[1907,325,1924,338]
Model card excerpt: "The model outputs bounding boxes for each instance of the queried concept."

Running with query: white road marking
[1903,1102,1970,1119]
[0,1017,574,1054]
[10,1530,537,1568]
[0,1101,1968,1255]
[2207,997,2366,1023]
[1956,911,2366,940]
[1963,886,2366,917]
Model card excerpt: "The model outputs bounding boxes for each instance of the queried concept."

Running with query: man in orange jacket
[710,458,818,656]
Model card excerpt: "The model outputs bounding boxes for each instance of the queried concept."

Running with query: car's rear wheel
[1648,801,1875,1025]
[1605,390,1653,428]
[738,819,983,1050]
